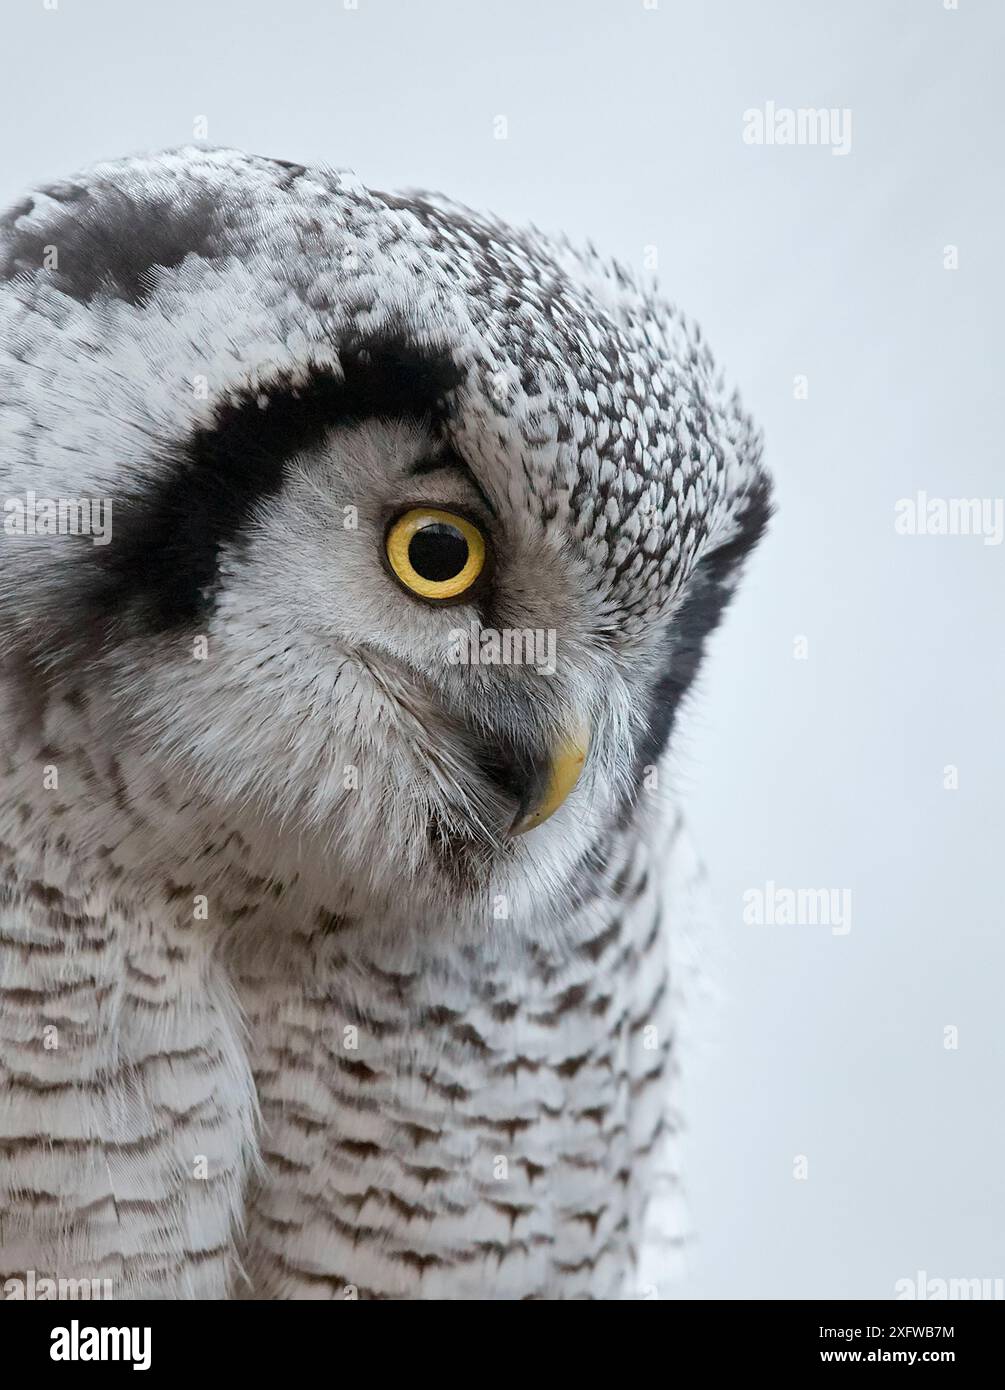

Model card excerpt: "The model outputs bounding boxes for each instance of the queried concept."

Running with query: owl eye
[385,507,487,601]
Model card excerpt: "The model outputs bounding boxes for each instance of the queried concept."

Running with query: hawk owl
[0,147,771,1300]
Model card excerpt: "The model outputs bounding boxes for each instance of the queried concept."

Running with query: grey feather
[0,147,769,1299]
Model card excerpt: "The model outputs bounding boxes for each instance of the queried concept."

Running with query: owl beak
[510,720,590,835]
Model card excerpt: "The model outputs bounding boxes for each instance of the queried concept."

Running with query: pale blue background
[2,0,1001,1298]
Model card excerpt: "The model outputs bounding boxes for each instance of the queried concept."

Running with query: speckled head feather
[0,148,770,1299]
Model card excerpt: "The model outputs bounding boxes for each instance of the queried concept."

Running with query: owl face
[0,148,770,935]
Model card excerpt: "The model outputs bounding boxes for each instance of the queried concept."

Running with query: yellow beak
[511,721,590,835]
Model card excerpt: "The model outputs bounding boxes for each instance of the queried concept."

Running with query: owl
[0,147,770,1300]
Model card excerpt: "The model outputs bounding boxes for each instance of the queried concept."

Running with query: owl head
[0,148,770,937]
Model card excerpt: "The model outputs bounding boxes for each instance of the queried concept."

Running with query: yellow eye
[385,508,487,601]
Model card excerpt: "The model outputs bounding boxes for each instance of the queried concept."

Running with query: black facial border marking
[0,181,225,307]
[627,473,774,807]
[92,336,465,632]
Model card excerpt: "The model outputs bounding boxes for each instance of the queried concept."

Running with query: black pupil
[408,523,469,583]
